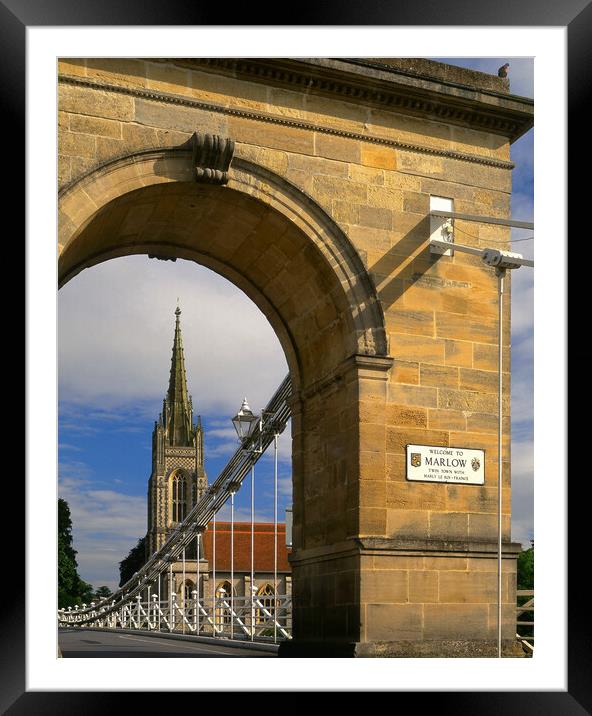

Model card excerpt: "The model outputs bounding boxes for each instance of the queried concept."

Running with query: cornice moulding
[168,57,534,143]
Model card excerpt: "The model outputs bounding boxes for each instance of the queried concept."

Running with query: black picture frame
[13,0,584,709]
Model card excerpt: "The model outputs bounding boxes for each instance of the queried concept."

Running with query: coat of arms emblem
[471,457,481,471]
[411,453,421,467]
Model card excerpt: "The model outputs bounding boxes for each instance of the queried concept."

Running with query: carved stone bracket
[191,131,235,184]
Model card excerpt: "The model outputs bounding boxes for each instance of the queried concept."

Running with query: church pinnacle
[163,304,193,446]
[147,305,208,556]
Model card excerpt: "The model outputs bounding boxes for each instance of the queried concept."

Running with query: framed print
[13,0,583,709]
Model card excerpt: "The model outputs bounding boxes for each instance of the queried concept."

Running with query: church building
[145,306,291,606]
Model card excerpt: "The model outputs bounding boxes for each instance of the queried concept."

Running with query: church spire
[164,304,193,446]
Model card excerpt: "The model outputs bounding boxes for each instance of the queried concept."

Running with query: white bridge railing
[59,592,292,642]
[58,375,293,645]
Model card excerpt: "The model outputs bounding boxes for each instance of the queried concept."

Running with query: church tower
[146,306,208,557]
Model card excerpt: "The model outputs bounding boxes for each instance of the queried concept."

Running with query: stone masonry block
[134,98,229,136]
[59,130,96,159]
[402,191,430,214]
[429,512,469,540]
[359,480,386,509]
[365,604,423,641]
[389,334,445,364]
[69,114,122,138]
[367,185,404,210]
[391,360,419,385]
[385,404,427,428]
[357,205,393,230]
[387,481,447,512]
[232,117,316,155]
[386,509,429,538]
[145,62,191,95]
[468,513,511,541]
[423,556,468,571]
[423,604,489,640]
[420,363,459,389]
[385,452,406,482]
[473,342,509,371]
[59,84,135,121]
[409,570,439,603]
[436,312,498,344]
[361,570,408,603]
[361,144,398,170]
[315,133,360,163]
[85,58,147,88]
[349,164,385,185]
[427,409,466,431]
[388,383,438,409]
[459,368,499,394]
[445,339,473,368]
[359,507,387,536]
[386,425,448,454]
[438,389,498,414]
[386,308,434,337]
[59,59,87,77]
[438,570,496,603]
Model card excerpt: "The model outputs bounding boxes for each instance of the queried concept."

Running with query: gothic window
[172,472,187,523]
[180,580,195,608]
[215,581,233,627]
[256,583,276,625]
[191,481,197,507]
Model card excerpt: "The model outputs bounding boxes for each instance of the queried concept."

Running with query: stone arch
[58,148,388,391]
[58,147,393,646]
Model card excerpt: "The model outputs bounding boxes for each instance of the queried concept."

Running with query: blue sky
[58,58,534,591]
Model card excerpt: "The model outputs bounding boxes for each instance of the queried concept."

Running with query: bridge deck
[58,628,276,658]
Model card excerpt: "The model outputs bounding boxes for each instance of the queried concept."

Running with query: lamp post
[232,397,261,640]
[431,225,534,658]
[481,249,526,658]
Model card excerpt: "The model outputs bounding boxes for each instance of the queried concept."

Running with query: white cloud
[511,439,534,547]
[58,256,289,417]
[59,466,146,589]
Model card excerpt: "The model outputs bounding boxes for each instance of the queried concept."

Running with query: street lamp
[485,252,523,660]
[232,397,260,443]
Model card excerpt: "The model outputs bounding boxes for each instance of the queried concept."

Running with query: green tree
[516,544,534,644]
[517,544,534,590]
[57,498,94,608]
[93,585,113,601]
[119,536,147,587]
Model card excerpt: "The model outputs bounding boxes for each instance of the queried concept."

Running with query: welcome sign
[406,444,485,485]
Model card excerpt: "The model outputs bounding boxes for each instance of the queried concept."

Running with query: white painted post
[251,461,255,641]
[230,489,235,640]
[274,432,278,644]
[182,545,186,635]
[196,531,201,635]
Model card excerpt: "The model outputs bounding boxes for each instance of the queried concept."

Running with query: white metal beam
[430,210,534,231]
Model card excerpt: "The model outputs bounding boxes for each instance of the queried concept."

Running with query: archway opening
[60,178,364,389]
[58,254,291,593]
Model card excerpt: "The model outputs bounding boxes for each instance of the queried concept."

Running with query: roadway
[58,629,276,658]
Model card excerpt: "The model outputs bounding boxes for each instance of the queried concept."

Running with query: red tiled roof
[202,522,291,572]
